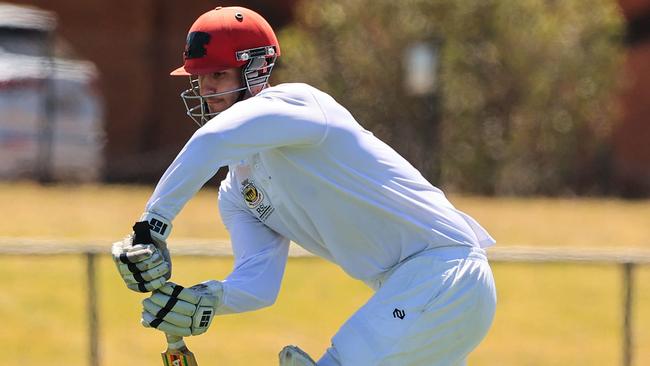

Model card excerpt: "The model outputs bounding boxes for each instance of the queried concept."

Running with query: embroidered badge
[242,179,263,208]
[240,179,275,221]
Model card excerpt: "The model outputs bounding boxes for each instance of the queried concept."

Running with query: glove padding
[111,220,171,292]
[141,280,223,337]
[279,345,317,366]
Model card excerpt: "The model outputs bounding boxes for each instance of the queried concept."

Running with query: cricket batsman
[112,6,497,365]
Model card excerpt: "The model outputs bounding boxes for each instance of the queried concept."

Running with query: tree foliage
[274,0,624,195]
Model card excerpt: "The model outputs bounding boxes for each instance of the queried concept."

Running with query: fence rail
[1,240,648,366]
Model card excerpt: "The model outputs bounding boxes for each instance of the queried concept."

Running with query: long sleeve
[214,174,290,314]
[145,85,328,221]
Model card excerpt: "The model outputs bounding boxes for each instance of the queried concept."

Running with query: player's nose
[198,76,217,95]
[200,84,217,96]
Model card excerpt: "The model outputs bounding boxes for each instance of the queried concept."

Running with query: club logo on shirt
[242,179,263,208]
[240,179,275,222]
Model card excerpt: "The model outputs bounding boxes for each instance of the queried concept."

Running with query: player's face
[198,68,242,113]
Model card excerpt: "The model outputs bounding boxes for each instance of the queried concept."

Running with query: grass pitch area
[1,182,649,365]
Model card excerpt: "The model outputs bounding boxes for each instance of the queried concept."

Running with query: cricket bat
[129,224,198,365]
[161,334,199,366]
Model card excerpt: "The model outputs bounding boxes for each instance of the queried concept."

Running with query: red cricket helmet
[171,6,281,76]
[171,6,281,127]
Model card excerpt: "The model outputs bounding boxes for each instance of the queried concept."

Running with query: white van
[0,3,104,181]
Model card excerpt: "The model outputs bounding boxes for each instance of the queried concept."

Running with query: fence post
[623,262,634,366]
[86,252,100,366]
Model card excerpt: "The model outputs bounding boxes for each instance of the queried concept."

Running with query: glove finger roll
[158,284,202,304]
[127,276,167,292]
[121,263,170,282]
[141,311,191,337]
[121,272,150,285]
[156,282,178,294]
[141,262,171,281]
[127,282,155,293]
[119,244,157,264]
[120,261,169,283]
[149,292,196,316]
[117,252,162,273]
[142,299,192,327]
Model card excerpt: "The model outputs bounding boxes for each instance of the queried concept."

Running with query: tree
[275,0,624,195]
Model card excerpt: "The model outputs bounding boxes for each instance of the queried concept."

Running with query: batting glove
[279,345,317,366]
[141,280,223,337]
[111,213,173,292]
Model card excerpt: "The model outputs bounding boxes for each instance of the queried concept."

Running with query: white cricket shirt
[145,83,495,314]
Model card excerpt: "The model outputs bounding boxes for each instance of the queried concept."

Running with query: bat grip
[132,221,154,245]
[165,334,186,350]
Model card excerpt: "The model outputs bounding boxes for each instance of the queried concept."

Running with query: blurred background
[1,0,649,365]
[0,0,648,196]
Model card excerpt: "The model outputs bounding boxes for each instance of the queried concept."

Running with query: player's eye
[213,72,226,78]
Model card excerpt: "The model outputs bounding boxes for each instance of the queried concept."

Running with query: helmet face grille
[178,54,277,127]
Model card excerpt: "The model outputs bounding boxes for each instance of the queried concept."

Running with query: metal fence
[1,240,649,366]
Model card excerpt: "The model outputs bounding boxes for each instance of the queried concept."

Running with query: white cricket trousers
[318,246,497,366]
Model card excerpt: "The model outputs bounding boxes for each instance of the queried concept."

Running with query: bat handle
[165,334,187,350]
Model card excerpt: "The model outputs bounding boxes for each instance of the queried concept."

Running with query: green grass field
[1,182,649,365]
